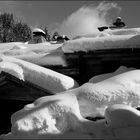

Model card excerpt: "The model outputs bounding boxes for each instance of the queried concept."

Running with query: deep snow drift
[1,95,140,139]
[76,69,140,117]
[0,56,79,93]
[1,68,140,139]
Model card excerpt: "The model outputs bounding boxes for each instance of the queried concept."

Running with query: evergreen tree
[13,21,32,42]
[43,27,51,41]
[0,12,32,42]
[0,13,14,42]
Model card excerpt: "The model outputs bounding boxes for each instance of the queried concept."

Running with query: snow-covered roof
[0,56,79,93]
[32,28,46,35]
[0,42,67,66]
[105,27,140,36]
[62,27,140,53]
[73,27,140,39]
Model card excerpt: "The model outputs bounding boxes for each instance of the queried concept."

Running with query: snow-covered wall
[0,56,79,93]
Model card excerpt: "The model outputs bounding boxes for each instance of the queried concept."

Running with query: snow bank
[1,94,96,139]
[1,59,139,118]
[105,104,140,139]
[0,92,115,139]
[0,56,79,93]
[62,28,140,53]
[2,95,140,139]
[105,104,140,128]
[1,66,140,139]
[11,94,83,134]
[89,66,136,83]
[71,69,140,118]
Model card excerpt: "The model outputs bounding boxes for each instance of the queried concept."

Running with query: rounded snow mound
[104,104,140,139]
[73,69,140,118]
[0,56,79,93]
[2,96,140,139]
[105,104,140,128]
[0,61,24,80]
[5,94,91,139]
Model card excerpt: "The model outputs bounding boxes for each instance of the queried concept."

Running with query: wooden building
[46,48,140,84]
[1,47,140,134]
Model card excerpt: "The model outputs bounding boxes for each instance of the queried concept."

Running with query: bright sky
[0,1,139,38]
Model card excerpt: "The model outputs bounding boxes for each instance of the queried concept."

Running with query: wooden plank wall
[46,48,140,85]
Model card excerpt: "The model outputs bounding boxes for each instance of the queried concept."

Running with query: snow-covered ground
[0,56,79,93]
[1,91,140,139]
[1,27,140,139]
[1,67,140,139]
